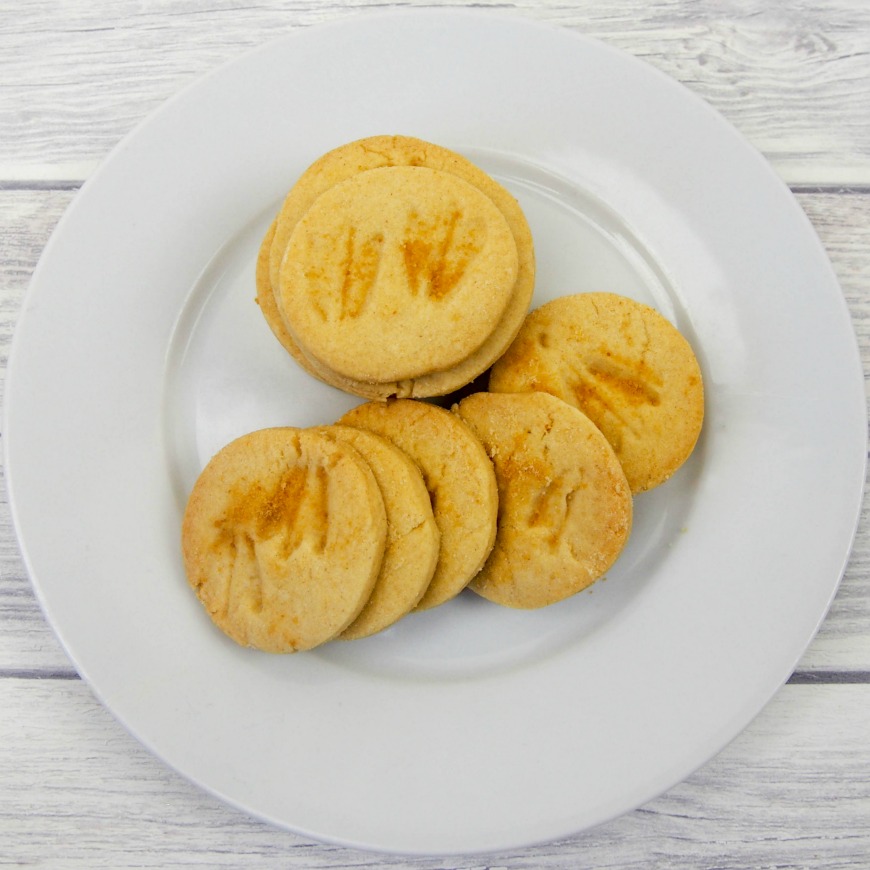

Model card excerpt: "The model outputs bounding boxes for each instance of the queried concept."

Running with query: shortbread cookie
[257,218,385,391]
[488,292,704,493]
[257,220,410,396]
[278,165,518,383]
[181,427,387,652]
[261,134,535,398]
[338,399,498,610]
[454,391,633,609]
[317,425,440,640]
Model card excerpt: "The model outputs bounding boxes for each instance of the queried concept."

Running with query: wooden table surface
[2,2,868,867]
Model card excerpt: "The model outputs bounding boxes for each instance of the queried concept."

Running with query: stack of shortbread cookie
[182,135,706,653]
[181,401,501,652]
[255,135,535,398]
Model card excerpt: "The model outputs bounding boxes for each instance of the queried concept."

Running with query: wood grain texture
[0,1,868,184]
[0,190,76,674]
[795,191,870,671]
[1,678,868,868]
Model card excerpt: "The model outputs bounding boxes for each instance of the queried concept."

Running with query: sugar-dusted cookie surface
[279,165,518,383]
[260,134,535,398]
[181,427,386,652]
[338,399,497,610]
[316,425,440,640]
[488,292,704,493]
[454,391,632,609]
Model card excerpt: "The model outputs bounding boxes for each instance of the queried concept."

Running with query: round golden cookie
[181,427,387,652]
[338,399,498,610]
[454,391,633,609]
[256,220,405,394]
[315,425,440,640]
[258,219,423,397]
[261,134,535,398]
[278,165,518,383]
[488,292,704,493]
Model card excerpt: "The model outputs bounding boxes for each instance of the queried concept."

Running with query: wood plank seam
[2,668,869,683]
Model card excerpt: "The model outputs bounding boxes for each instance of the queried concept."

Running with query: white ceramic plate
[6,9,866,855]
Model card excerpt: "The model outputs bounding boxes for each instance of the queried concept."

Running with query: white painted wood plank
[0,0,868,185]
[0,190,76,674]
[1,678,868,867]
[795,191,870,672]
[1,189,869,672]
